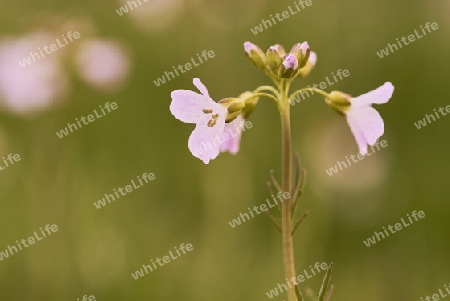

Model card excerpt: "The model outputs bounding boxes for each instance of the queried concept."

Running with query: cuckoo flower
[170,78,227,164]
[327,82,395,155]
[219,115,245,155]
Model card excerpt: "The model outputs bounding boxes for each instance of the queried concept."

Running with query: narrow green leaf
[318,262,334,301]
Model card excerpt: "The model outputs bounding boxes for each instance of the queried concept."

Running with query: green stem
[279,80,297,301]
[246,93,279,105]
[288,87,329,103]
[254,85,280,97]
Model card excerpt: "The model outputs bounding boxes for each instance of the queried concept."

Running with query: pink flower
[170,78,227,164]
[220,115,245,155]
[344,82,394,155]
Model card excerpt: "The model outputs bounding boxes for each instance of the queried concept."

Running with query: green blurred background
[0,0,449,300]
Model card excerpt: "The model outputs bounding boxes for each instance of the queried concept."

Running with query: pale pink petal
[346,106,385,155]
[346,113,368,155]
[193,78,210,98]
[188,113,226,164]
[170,90,212,123]
[308,51,317,66]
[351,82,394,107]
[220,115,245,154]
[300,42,309,54]
[170,78,218,123]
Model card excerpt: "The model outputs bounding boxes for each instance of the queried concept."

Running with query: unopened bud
[290,42,310,68]
[272,44,286,57]
[278,54,299,78]
[266,46,283,74]
[325,91,352,114]
[228,102,245,113]
[244,42,266,70]
[225,111,241,123]
[239,91,259,119]
[298,51,317,77]
[219,97,238,105]
[219,97,245,113]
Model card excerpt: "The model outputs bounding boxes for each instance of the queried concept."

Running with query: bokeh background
[0,0,449,300]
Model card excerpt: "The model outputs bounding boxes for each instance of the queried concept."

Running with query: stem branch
[288,87,329,103]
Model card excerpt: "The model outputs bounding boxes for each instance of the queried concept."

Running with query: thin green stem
[266,181,281,214]
[279,80,298,301]
[265,71,281,87]
[245,93,279,105]
[265,209,282,233]
[254,85,280,97]
[292,211,309,236]
[288,87,329,103]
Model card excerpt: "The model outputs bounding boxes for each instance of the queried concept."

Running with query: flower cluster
[244,41,316,79]
[170,41,394,164]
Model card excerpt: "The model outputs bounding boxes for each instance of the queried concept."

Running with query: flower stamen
[207,119,217,127]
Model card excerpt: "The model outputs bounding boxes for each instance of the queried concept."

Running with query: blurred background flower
[118,0,185,33]
[0,32,68,114]
[75,39,130,91]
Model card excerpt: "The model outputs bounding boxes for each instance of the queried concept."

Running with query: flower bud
[278,54,299,78]
[265,46,283,74]
[219,97,245,113]
[225,111,241,123]
[325,91,351,115]
[272,44,286,57]
[244,42,266,70]
[290,42,310,68]
[298,51,317,77]
[239,91,259,119]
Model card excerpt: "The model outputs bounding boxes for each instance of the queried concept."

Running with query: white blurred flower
[75,39,130,91]
[0,33,68,114]
[118,0,184,32]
